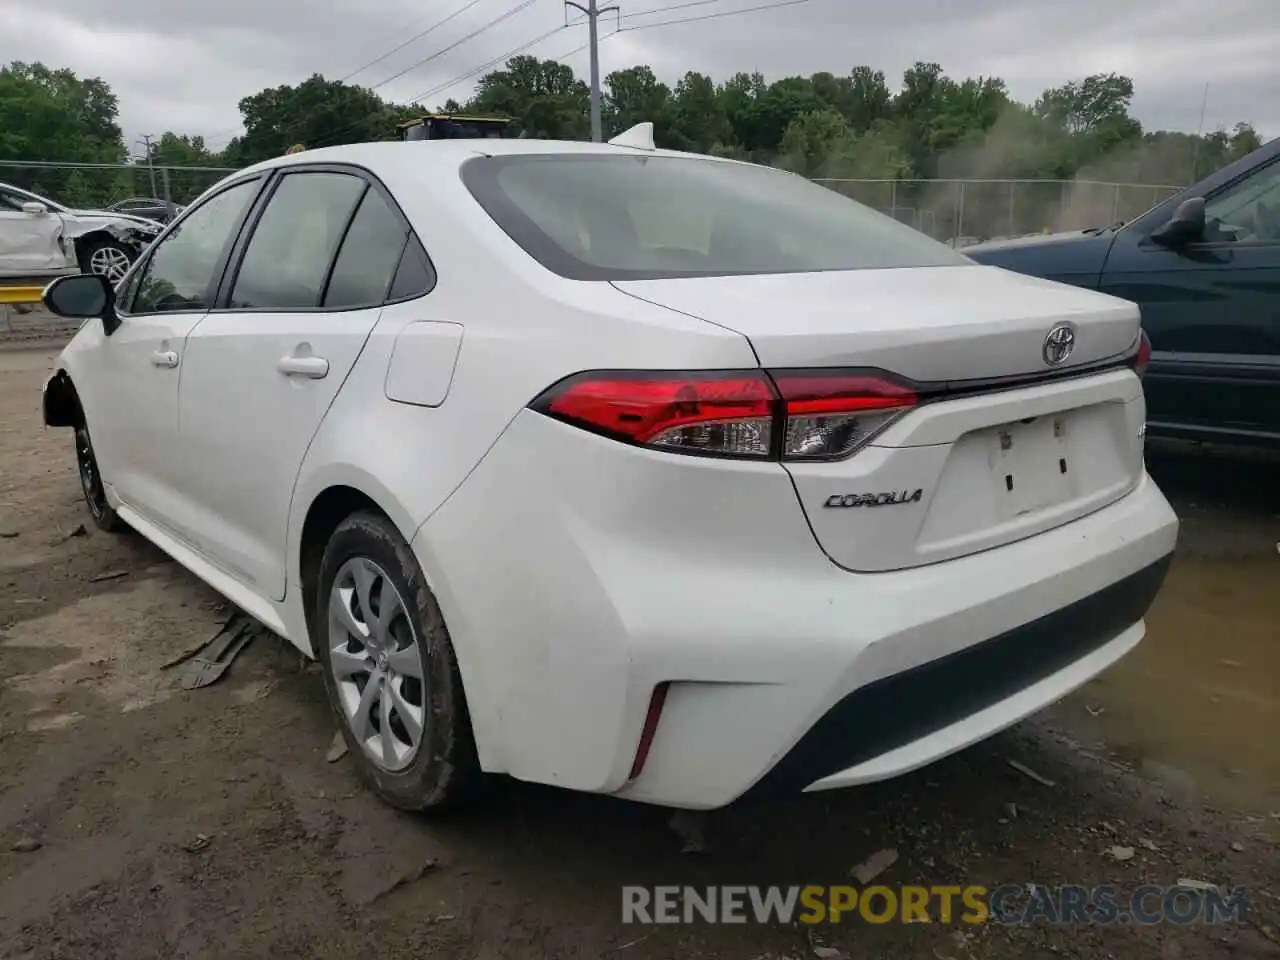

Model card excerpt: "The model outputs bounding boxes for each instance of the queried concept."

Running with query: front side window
[461,154,972,281]
[130,178,260,314]
[1203,160,1280,243]
[230,171,366,310]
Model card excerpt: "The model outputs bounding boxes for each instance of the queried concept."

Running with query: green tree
[667,71,731,154]
[466,56,588,140]
[738,76,823,155]
[778,108,853,176]
[1228,122,1263,160]
[0,61,126,203]
[1035,73,1137,137]
[846,66,893,133]
[603,66,671,141]
[224,74,397,165]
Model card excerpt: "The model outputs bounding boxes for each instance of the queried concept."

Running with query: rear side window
[230,171,365,309]
[387,236,435,300]
[323,188,409,308]
[461,154,971,281]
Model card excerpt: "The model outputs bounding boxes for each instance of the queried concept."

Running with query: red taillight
[1132,329,1152,378]
[772,370,918,461]
[534,370,775,457]
[530,368,918,461]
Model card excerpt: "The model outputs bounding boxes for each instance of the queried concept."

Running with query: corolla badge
[1042,324,1076,366]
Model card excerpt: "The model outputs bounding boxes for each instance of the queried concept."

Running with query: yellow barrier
[0,285,46,305]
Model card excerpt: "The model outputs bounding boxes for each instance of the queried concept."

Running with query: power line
[206,0,539,147]
[566,0,619,142]
[410,25,569,104]
[620,0,811,32]
[623,0,727,19]
[554,27,619,62]
[369,0,543,92]
[314,24,574,148]
[293,0,812,149]
[414,0,798,106]
[411,23,615,108]
[340,0,489,82]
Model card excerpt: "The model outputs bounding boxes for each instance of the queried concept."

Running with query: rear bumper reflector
[628,682,670,781]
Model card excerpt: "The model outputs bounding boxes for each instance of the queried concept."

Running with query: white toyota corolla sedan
[40,128,1178,812]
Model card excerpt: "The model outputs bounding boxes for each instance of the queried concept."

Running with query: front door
[1099,156,1280,443]
[176,169,412,600]
[86,176,265,534]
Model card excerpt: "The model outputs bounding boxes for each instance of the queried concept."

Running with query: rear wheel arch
[297,484,465,671]
[300,486,487,807]
[299,485,386,642]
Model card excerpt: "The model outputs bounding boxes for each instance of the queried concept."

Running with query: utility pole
[138,135,158,196]
[1189,82,1209,183]
[564,0,618,141]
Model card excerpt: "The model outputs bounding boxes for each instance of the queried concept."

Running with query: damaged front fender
[62,213,162,259]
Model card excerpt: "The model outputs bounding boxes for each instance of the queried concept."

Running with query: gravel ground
[0,337,1276,960]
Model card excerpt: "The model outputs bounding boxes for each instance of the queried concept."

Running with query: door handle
[276,355,329,379]
[151,350,179,368]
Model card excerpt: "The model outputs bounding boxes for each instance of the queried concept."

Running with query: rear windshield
[460,154,971,280]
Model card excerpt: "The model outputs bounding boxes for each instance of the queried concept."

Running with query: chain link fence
[2,160,1185,248]
[814,178,1184,245]
[0,160,238,210]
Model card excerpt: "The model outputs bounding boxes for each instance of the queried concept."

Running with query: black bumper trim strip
[737,553,1173,804]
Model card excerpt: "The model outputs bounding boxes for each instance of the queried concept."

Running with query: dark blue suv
[967,137,1280,448]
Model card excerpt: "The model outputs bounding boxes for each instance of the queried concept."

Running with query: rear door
[1098,154,1280,442]
[174,166,416,600]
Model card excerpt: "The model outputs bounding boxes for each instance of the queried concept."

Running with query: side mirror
[1149,196,1205,248]
[42,274,121,335]
[21,201,47,216]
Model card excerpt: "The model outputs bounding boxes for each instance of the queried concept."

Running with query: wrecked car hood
[68,209,162,229]
[60,211,162,249]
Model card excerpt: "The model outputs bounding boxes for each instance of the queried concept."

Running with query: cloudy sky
[2,0,1276,155]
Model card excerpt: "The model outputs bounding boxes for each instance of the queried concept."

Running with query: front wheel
[315,511,483,811]
[74,424,124,532]
[79,238,135,284]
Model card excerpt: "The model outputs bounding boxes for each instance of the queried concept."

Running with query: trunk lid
[612,264,1138,381]
[614,266,1147,572]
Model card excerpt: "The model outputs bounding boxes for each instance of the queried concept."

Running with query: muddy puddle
[1066,553,1279,813]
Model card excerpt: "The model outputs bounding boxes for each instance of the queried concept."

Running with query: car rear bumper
[740,555,1166,802]
[413,411,1179,809]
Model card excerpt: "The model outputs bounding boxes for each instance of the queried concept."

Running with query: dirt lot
[1,333,1277,960]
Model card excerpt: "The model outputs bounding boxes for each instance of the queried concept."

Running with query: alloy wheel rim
[75,427,105,519]
[327,556,427,772]
[89,247,131,282]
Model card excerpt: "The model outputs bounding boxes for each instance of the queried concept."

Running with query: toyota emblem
[1042,324,1076,366]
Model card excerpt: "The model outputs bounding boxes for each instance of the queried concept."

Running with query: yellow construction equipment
[397,113,511,141]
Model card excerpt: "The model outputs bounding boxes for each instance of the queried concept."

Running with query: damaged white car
[0,182,163,283]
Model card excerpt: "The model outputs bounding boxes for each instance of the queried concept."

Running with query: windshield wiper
[1080,220,1125,236]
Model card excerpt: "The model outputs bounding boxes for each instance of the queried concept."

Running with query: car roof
[236,137,742,181]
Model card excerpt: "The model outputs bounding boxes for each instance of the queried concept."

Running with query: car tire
[74,423,124,533]
[315,510,483,811]
[78,238,135,284]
